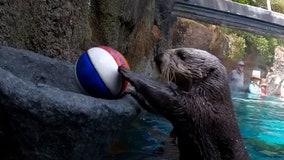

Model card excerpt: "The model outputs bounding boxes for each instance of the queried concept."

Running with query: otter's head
[155,48,227,92]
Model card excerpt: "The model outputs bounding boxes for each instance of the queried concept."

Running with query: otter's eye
[206,68,215,76]
[176,50,186,60]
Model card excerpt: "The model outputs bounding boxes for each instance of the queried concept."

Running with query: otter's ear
[176,50,186,60]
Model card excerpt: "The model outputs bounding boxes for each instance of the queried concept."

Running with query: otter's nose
[154,53,162,66]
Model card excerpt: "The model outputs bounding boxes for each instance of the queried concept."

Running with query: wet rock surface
[0,46,140,160]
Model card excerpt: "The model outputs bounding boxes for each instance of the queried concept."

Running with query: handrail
[171,0,284,38]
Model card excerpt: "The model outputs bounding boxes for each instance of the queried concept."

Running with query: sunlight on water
[108,94,284,160]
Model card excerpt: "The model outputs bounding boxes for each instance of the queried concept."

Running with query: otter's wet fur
[118,48,249,160]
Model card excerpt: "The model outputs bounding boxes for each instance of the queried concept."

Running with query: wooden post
[267,0,271,11]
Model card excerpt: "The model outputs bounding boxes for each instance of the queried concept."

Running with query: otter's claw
[118,66,149,87]
[118,66,132,81]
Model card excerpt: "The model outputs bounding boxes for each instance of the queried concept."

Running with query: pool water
[233,94,284,160]
[108,94,284,160]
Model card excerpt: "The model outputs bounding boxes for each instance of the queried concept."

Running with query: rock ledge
[0,46,140,160]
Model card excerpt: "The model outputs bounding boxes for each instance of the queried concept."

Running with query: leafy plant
[233,0,284,13]
[225,33,246,60]
[231,0,269,6]
[224,0,284,64]
[271,0,284,13]
[221,27,283,64]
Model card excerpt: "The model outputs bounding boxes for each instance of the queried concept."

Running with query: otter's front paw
[118,66,132,81]
[118,66,145,86]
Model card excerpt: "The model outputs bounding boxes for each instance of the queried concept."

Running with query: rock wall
[90,0,175,73]
[0,0,175,71]
[266,46,284,97]
[172,18,229,59]
[0,0,92,62]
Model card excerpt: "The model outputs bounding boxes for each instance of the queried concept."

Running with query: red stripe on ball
[99,46,130,94]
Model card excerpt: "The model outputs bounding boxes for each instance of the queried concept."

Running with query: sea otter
[118,48,249,160]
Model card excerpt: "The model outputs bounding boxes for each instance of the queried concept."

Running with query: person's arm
[260,85,266,95]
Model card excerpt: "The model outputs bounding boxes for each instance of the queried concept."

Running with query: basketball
[75,46,130,99]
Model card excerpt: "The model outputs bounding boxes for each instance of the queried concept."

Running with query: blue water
[233,94,284,160]
[108,94,284,160]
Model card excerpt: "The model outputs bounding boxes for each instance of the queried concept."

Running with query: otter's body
[118,48,249,160]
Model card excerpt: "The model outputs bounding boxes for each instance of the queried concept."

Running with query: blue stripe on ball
[76,52,113,98]
[87,47,121,96]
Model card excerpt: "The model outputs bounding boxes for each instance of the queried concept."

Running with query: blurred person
[248,71,261,94]
[260,78,268,96]
[228,61,245,94]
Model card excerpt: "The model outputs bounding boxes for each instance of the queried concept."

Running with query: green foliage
[245,35,275,63]
[224,0,284,64]
[233,0,284,13]
[271,0,284,13]
[225,33,246,60]
[244,34,269,54]
[221,28,283,64]
[231,0,262,6]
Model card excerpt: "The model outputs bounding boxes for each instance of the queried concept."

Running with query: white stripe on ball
[87,47,122,95]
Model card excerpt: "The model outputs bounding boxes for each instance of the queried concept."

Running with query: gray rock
[0,0,92,62]
[0,46,140,160]
[266,46,284,98]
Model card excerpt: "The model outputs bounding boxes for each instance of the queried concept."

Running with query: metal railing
[171,0,284,38]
